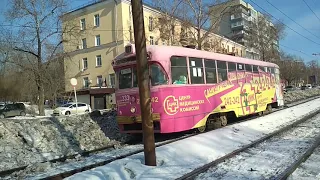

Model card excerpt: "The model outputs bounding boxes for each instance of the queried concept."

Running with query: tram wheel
[220,115,228,126]
[197,125,206,133]
[263,104,272,115]
[267,104,272,112]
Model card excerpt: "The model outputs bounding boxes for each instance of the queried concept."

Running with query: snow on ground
[288,146,320,180]
[196,114,320,180]
[285,89,320,104]
[41,98,320,180]
[0,111,131,174]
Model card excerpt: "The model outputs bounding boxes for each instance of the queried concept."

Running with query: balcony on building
[231,20,250,31]
[230,13,249,21]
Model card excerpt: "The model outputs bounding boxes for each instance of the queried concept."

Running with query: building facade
[62,0,246,109]
[210,0,279,60]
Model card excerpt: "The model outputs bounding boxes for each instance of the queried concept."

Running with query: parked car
[284,85,296,92]
[306,84,312,89]
[0,102,4,110]
[53,102,92,116]
[301,85,307,90]
[0,103,26,119]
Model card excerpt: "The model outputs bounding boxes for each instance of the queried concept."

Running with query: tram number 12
[151,97,158,103]
[137,97,158,104]
[224,96,240,105]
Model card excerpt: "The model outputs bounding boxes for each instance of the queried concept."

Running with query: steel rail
[1,95,320,179]
[176,108,320,180]
[272,135,320,180]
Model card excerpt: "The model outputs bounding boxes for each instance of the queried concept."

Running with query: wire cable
[265,0,320,41]
[248,0,320,47]
[302,0,320,23]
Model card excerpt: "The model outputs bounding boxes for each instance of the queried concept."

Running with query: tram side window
[150,64,168,86]
[270,67,275,74]
[119,68,132,89]
[263,67,268,72]
[245,64,252,72]
[217,61,227,83]
[171,56,188,84]
[205,59,217,84]
[253,65,259,73]
[228,62,237,72]
[189,57,204,84]
[132,67,138,87]
[237,63,245,71]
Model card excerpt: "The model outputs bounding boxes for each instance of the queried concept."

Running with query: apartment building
[62,0,246,109]
[210,0,279,60]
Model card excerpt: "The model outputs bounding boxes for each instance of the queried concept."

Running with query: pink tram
[112,44,284,134]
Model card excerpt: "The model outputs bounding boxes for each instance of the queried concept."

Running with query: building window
[97,75,103,86]
[171,56,188,84]
[96,55,102,67]
[80,18,86,30]
[109,73,115,87]
[83,77,89,88]
[94,14,100,27]
[82,58,88,70]
[81,38,87,49]
[95,35,100,46]
[149,16,153,31]
[150,36,154,45]
[227,45,229,52]
[189,57,204,84]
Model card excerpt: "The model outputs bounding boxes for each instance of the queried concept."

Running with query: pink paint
[113,45,282,133]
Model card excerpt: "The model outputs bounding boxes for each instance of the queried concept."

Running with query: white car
[306,84,312,89]
[0,103,4,110]
[53,102,92,116]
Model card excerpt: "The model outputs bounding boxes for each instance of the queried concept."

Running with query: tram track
[1,95,320,179]
[274,138,320,180]
[177,106,320,180]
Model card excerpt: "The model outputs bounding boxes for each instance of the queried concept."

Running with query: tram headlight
[130,107,136,113]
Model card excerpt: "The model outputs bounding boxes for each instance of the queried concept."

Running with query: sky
[0,0,319,63]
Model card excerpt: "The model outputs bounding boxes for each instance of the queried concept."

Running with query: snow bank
[284,89,320,103]
[0,111,130,173]
[65,98,320,180]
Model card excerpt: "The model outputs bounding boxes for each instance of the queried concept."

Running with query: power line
[265,0,320,41]
[280,44,314,58]
[248,0,320,47]
[302,0,320,23]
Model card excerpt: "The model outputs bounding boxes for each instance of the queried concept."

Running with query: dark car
[284,85,295,92]
[0,103,26,119]
[301,85,307,90]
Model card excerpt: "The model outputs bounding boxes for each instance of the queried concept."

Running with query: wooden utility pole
[131,0,156,166]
